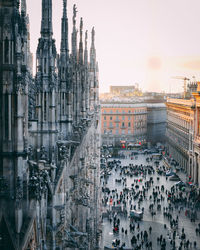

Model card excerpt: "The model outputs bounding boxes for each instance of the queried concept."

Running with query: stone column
[189,154,193,177]
[185,158,187,172]
[197,155,200,186]
[194,153,197,183]
[191,154,194,181]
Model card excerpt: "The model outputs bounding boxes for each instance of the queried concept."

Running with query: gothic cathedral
[0,0,101,249]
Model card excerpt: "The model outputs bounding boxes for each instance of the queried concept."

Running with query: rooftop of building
[146,103,166,108]
[166,98,193,107]
[101,102,166,108]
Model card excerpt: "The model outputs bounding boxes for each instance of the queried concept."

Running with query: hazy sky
[27,0,200,93]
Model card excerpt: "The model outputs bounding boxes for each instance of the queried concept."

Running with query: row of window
[104,116,131,121]
[104,129,132,135]
[168,113,190,130]
[104,122,132,127]
[103,121,145,128]
[103,109,145,114]
[104,115,146,121]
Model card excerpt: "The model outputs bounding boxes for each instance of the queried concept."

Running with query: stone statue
[92,27,95,43]
[73,4,77,26]
[59,145,69,161]
[40,146,47,160]
[80,17,83,32]
[85,30,88,48]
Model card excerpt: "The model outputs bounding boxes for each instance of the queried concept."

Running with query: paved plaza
[100,150,200,250]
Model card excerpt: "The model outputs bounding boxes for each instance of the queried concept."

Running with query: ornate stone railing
[166,98,193,107]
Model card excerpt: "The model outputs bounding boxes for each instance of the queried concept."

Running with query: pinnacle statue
[0,0,101,249]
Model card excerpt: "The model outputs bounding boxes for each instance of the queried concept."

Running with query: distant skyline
[27,0,200,93]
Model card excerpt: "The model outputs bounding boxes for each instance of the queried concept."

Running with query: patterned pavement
[100,151,200,250]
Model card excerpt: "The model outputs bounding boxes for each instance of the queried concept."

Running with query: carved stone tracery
[15,177,23,208]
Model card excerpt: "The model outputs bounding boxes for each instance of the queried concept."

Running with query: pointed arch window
[62,67,65,79]
[4,93,9,139]
[44,58,47,74]
[44,92,47,121]
[62,93,65,115]
[4,37,9,64]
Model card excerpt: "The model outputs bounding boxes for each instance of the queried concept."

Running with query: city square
[100,149,200,250]
[1,0,200,249]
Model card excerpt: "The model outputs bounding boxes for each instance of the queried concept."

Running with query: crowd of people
[101,149,200,250]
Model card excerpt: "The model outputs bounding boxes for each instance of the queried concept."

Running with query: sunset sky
[27,0,200,93]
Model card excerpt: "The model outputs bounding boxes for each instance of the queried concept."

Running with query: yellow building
[191,82,200,184]
[166,98,193,174]
[166,82,200,185]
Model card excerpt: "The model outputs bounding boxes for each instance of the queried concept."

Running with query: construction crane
[171,76,190,98]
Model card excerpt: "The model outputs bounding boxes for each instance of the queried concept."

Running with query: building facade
[147,103,166,144]
[101,103,147,146]
[166,98,193,174]
[0,1,100,249]
[190,83,200,185]
[165,81,200,186]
